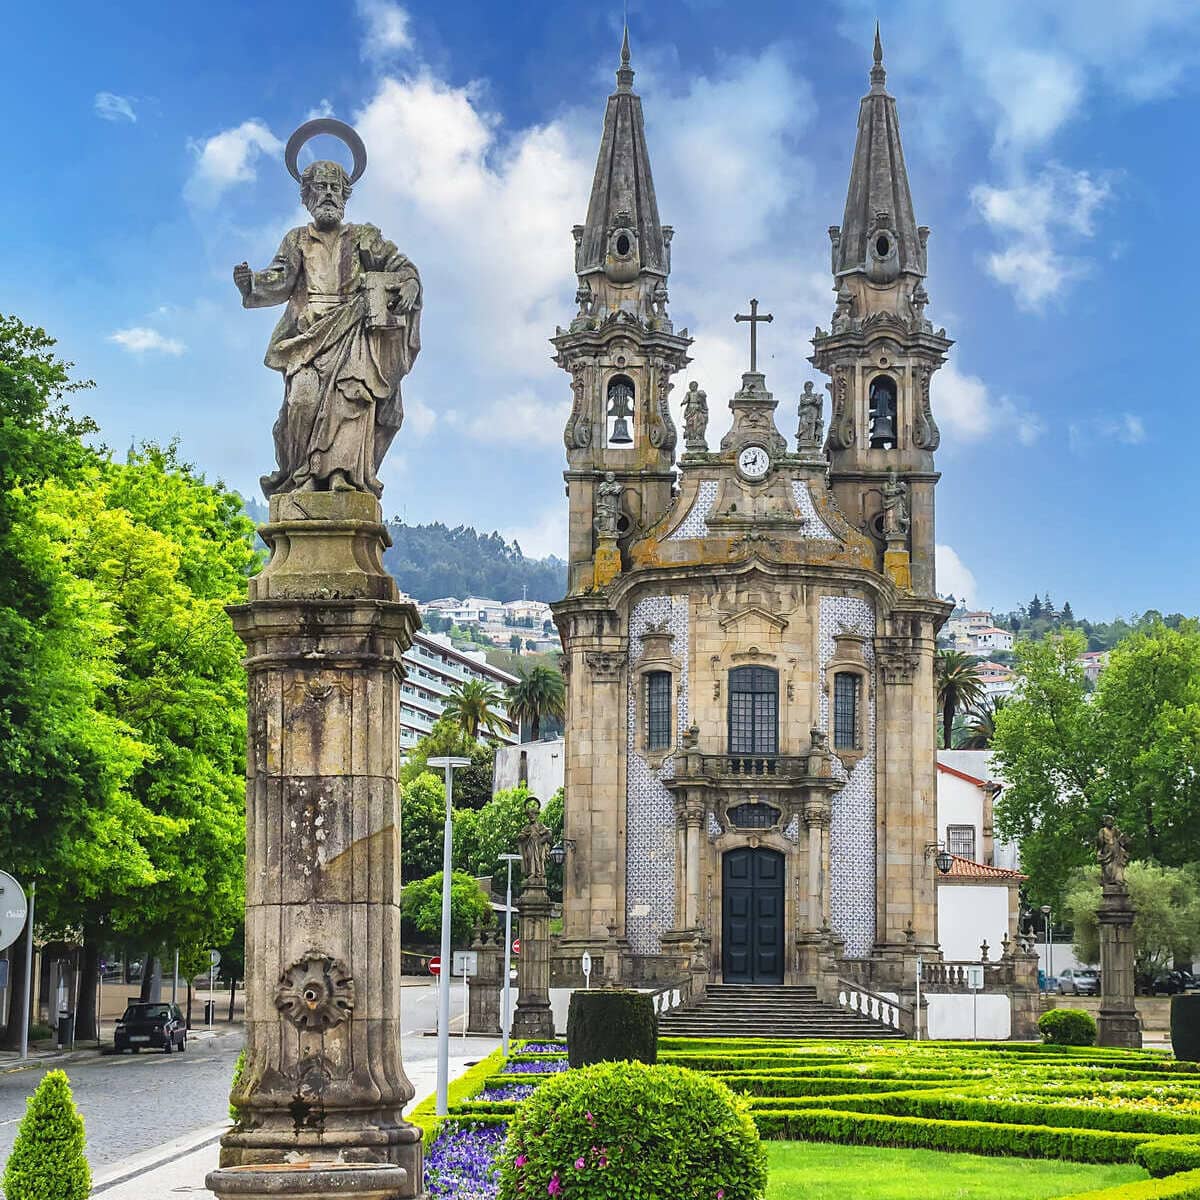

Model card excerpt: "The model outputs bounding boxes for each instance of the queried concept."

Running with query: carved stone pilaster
[584,650,623,682]
[875,635,919,685]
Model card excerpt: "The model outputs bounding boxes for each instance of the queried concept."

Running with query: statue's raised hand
[233,262,253,298]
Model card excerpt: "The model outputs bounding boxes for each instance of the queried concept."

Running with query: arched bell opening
[606,375,636,447]
[868,374,898,450]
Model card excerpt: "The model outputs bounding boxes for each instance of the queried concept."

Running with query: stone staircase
[657,983,908,1039]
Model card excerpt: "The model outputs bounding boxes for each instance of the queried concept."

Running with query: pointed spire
[831,26,923,280]
[870,22,887,91]
[617,24,635,92]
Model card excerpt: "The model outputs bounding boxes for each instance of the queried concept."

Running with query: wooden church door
[721,847,784,984]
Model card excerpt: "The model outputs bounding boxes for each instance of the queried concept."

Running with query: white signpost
[914,956,923,1041]
[208,949,221,1027]
[581,951,592,989]
[966,963,985,1041]
[452,950,477,1040]
[0,872,32,1060]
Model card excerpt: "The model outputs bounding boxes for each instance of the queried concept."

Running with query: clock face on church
[737,444,771,480]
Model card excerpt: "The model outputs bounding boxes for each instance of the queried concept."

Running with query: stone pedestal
[215,493,425,1195]
[511,884,555,1039]
[467,929,502,1036]
[1098,883,1141,1049]
[207,1163,408,1200]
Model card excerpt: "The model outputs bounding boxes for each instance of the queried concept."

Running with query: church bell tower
[812,28,952,596]
[554,29,692,594]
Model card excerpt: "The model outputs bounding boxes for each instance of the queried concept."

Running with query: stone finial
[617,25,635,92]
[871,22,887,91]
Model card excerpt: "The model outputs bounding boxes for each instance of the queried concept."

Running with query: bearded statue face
[301,161,350,230]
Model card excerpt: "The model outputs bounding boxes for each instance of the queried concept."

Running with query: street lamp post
[427,756,471,1118]
[1041,903,1054,987]
[498,852,522,1058]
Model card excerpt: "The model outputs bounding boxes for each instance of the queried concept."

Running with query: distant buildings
[399,630,520,753]
[415,595,560,654]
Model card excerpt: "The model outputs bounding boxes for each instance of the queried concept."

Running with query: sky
[5,0,1199,617]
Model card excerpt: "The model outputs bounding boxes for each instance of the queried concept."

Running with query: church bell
[609,415,633,444]
[869,411,897,448]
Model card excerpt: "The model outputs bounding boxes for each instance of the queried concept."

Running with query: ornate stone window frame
[824,627,870,769]
[633,621,680,769]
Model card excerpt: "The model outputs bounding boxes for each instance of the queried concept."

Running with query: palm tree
[935,649,986,750]
[442,679,509,742]
[506,665,567,743]
[958,694,1007,749]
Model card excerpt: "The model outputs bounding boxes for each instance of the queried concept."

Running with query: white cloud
[505,505,569,561]
[1068,412,1147,452]
[936,544,978,608]
[356,0,413,62]
[933,362,1043,447]
[185,120,282,208]
[94,92,136,123]
[109,327,186,356]
[446,391,572,448]
[971,165,1113,309]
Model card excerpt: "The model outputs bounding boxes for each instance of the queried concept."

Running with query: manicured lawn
[765,1141,1147,1199]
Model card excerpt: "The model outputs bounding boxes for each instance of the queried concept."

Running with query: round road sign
[0,872,28,954]
[428,956,441,977]
[209,949,222,967]
[512,939,520,956]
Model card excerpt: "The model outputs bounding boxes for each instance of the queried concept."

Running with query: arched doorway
[722,847,784,984]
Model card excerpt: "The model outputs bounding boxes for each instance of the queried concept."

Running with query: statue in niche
[594,471,623,539]
[880,471,910,539]
[651,280,670,319]
[1096,815,1132,887]
[796,381,824,449]
[683,381,709,452]
[233,120,422,499]
[517,797,553,886]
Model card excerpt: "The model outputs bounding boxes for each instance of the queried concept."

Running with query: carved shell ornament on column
[275,953,356,1031]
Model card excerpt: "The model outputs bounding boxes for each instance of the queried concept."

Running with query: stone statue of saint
[233,120,422,499]
[796,381,824,449]
[594,471,622,539]
[1096,815,1132,886]
[683,381,708,452]
[807,728,834,778]
[517,797,553,885]
[880,471,910,539]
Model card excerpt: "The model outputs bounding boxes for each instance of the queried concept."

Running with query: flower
[548,1172,563,1195]
[585,1110,595,1124]
[515,1154,527,1168]
[574,1157,585,1169]
[717,1190,725,1199]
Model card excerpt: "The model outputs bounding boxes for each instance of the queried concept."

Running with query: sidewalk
[89,1037,501,1199]
[0,1027,226,1076]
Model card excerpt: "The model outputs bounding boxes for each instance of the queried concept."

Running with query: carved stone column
[511,882,555,1040]
[804,798,832,929]
[212,492,423,1196]
[1097,883,1141,1048]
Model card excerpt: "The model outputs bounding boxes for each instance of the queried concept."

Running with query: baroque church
[549,27,995,1015]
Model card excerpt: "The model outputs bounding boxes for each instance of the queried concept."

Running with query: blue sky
[5,1,1198,616]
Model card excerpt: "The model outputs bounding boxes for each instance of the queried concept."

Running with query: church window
[875,235,890,257]
[607,375,635,446]
[947,824,976,860]
[833,672,861,749]
[646,670,672,751]
[728,666,778,756]
[616,233,631,256]
[868,375,898,450]
[727,801,780,829]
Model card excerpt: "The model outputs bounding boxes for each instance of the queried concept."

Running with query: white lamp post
[498,852,522,1058]
[427,756,471,1118]
[1041,903,1054,987]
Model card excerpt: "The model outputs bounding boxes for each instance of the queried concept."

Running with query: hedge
[1173,997,1200,1063]
[1056,1169,1200,1199]
[566,989,656,1068]
[1136,1139,1200,1179]
[409,1048,506,1144]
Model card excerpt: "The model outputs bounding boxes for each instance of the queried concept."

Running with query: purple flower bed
[477,1083,537,1102]
[518,1042,567,1054]
[426,1121,507,1199]
[506,1059,569,1074]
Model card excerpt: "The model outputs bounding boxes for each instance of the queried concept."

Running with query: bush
[401,870,493,946]
[1057,1168,1200,1199]
[229,1048,246,1121]
[496,1060,767,1200]
[566,989,656,1068]
[1173,996,1200,1062]
[2,1069,91,1199]
[1040,1009,1098,1046]
[1135,1136,1200,1178]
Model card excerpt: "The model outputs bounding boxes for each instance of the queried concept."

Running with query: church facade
[552,31,963,1003]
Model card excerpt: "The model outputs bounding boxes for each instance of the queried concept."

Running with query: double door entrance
[721,847,784,984]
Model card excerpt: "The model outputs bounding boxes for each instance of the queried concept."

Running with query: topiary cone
[1171,994,1200,1062]
[1,1069,91,1200]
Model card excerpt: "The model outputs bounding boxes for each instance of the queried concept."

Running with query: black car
[113,1002,187,1053]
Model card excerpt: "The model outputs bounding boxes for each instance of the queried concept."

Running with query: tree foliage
[400,871,493,946]
[993,625,1200,905]
[506,665,566,742]
[399,718,495,809]
[935,649,986,750]
[1064,863,1200,977]
[441,678,509,741]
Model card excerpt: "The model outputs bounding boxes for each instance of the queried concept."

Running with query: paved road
[0,978,473,1173]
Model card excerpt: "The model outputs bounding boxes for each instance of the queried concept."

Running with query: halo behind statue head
[285,118,367,185]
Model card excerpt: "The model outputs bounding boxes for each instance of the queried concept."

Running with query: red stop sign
[512,939,520,956]
[428,956,441,977]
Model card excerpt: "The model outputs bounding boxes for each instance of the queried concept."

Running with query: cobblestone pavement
[0,1027,244,1169]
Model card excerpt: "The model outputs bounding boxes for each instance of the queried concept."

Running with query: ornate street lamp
[934,847,954,875]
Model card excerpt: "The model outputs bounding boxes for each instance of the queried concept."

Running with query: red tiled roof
[943,854,1026,880]
[936,761,995,789]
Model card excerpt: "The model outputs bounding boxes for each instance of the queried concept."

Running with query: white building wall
[927,993,1011,1039]
[937,773,984,853]
[493,738,566,799]
[937,883,1009,960]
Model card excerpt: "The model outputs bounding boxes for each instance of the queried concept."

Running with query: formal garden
[411,1012,1200,1200]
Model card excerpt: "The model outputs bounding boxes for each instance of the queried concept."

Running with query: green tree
[400,719,495,809]
[2,1069,90,1200]
[441,678,509,741]
[1063,862,1200,978]
[958,695,1007,750]
[993,625,1200,906]
[935,649,986,750]
[400,871,493,946]
[466,785,564,894]
[506,664,566,742]
[400,772,447,883]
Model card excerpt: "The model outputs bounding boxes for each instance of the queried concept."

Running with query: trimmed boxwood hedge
[1041,1009,1100,1046]
[1173,997,1200,1063]
[1135,1138,1200,1179]
[1056,1168,1200,1199]
[566,988,656,1067]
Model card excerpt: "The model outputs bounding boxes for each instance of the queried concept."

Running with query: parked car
[1149,969,1197,995]
[1056,968,1100,996]
[113,1002,187,1054]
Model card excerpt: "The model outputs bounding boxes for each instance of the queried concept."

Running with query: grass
[764,1141,1148,1199]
